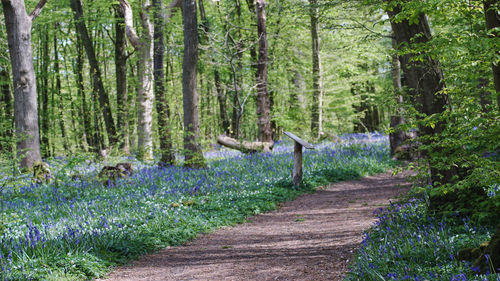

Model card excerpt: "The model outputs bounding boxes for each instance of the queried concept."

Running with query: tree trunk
[0,66,13,151]
[483,0,500,112]
[309,0,322,138]
[387,1,453,185]
[1,0,47,170]
[217,135,273,153]
[154,0,178,166]
[214,69,230,135]
[255,0,272,143]
[54,23,69,153]
[114,6,130,154]
[39,28,50,157]
[75,32,94,151]
[70,0,118,148]
[119,0,155,161]
[181,0,205,168]
[389,37,408,157]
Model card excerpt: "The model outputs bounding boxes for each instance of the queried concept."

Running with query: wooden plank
[283,131,314,149]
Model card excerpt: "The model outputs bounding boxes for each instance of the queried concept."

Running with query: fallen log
[217,135,273,153]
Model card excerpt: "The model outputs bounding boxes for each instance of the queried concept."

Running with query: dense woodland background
[0,0,398,160]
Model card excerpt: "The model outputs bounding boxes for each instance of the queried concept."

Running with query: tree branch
[29,0,49,21]
[165,0,181,23]
[119,0,140,49]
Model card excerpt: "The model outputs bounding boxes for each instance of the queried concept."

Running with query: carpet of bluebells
[0,133,394,280]
[344,200,500,281]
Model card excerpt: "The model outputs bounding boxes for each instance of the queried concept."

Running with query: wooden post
[284,131,314,186]
[293,141,303,186]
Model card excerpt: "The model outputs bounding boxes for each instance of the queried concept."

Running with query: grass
[0,133,395,280]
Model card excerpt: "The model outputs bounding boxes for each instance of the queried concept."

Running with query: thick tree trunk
[217,135,273,153]
[114,6,130,154]
[70,0,117,148]
[182,0,205,168]
[387,1,453,184]
[309,0,322,138]
[1,0,46,169]
[255,0,272,143]
[153,0,178,166]
[119,0,155,161]
[484,0,500,112]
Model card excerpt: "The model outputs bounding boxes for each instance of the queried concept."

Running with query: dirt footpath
[101,171,411,281]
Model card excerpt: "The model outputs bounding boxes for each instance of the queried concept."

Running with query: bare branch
[29,0,49,21]
[119,0,140,48]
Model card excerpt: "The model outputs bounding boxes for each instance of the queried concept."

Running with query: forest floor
[99,171,411,281]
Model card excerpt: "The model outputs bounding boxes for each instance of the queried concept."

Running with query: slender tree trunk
[53,23,69,152]
[309,0,323,138]
[70,0,118,148]
[255,0,272,143]
[119,0,155,161]
[1,0,47,169]
[74,32,94,151]
[114,6,130,154]
[153,0,178,166]
[0,66,13,151]
[182,0,205,167]
[40,29,50,157]
[214,69,230,134]
[483,0,500,112]
[387,1,453,185]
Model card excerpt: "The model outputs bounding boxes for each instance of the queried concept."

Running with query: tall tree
[0,65,13,151]
[54,22,69,152]
[182,0,205,167]
[309,0,323,138]
[1,0,48,169]
[70,0,118,149]
[39,28,50,157]
[255,0,272,143]
[153,0,180,166]
[386,0,453,185]
[114,6,130,154]
[120,0,155,161]
[483,0,500,111]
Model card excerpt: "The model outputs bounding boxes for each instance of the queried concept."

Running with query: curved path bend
[101,171,411,281]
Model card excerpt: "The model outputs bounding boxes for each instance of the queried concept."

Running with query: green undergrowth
[344,198,500,281]
[0,140,397,280]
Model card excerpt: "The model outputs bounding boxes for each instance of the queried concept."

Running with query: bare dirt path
[100,171,411,281]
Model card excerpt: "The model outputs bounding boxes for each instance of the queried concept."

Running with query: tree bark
[70,0,118,148]
[1,0,46,169]
[154,0,179,166]
[53,23,69,153]
[0,66,13,151]
[39,28,50,157]
[182,0,205,168]
[255,0,272,143]
[483,0,500,112]
[119,0,155,161]
[214,69,230,135]
[217,135,273,153]
[309,0,323,138]
[387,1,453,184]
[114,6,130,154]
[74,31,94,151]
